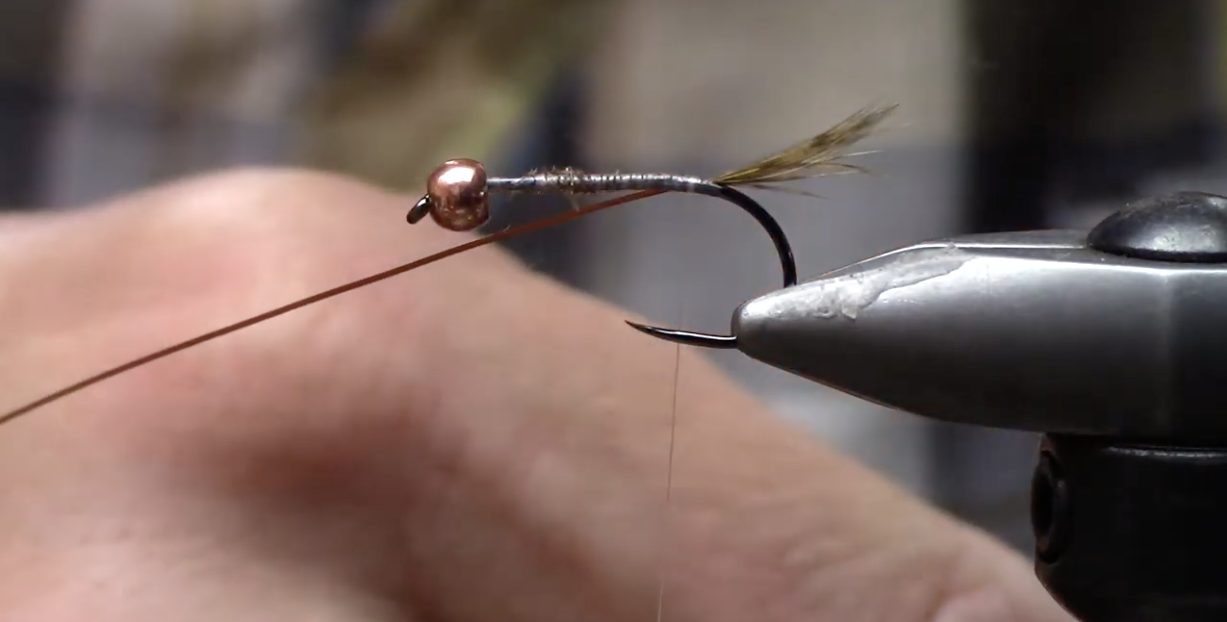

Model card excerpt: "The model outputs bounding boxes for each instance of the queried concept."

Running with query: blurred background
[2,0,1225,551]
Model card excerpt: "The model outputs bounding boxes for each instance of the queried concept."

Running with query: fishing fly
[0,103,896,426]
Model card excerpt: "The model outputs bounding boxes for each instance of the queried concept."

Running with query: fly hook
[407,159,799,349]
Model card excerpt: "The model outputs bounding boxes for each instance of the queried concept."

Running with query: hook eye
[407,196,432,224]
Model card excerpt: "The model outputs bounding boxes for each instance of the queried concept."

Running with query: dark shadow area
[0,0,72,208]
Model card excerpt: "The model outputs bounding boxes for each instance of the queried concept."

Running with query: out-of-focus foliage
[297,0,611,191]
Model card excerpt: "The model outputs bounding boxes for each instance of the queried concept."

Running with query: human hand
[0,169,1072,621]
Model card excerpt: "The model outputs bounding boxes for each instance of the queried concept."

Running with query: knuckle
[148,167,381,231]
[132,167,416,275]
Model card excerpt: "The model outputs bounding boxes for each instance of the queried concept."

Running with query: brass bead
[425,159,490,231]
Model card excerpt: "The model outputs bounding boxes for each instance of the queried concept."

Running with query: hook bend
[626,184,796,350]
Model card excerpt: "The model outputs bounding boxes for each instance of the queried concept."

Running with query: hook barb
[626,184,796,350]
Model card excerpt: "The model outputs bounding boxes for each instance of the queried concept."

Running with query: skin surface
[0,169,1072,621]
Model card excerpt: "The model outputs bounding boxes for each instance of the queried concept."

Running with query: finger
[0,168,678,621]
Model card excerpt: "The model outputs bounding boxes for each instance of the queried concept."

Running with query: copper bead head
[421,159,490,231]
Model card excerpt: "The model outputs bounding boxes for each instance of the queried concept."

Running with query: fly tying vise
[0,104,895,426]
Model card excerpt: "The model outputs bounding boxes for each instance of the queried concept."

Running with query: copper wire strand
[0,189,661,427]
[0,103,897,426]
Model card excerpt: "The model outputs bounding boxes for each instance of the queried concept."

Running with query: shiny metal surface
[731,229,1227,441]
[424,159,491,231]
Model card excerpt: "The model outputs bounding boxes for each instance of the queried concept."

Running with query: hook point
[625,321,739,349]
